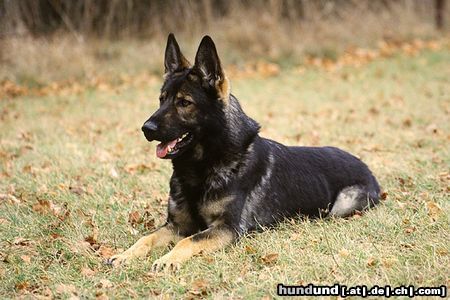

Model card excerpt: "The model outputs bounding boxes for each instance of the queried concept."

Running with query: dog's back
[235,136,380,232]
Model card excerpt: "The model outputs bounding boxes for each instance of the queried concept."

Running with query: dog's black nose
[142,121,158,134]
[142,121,158,141]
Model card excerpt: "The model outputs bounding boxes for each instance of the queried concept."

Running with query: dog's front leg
[151,225,235,272]
[107,224,180,267]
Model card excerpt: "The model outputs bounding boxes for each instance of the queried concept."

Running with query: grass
[0,47,449,299]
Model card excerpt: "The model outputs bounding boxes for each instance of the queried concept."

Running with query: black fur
[142,34,381,239]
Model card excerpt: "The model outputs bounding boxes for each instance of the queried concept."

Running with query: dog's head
[142,34,233,160]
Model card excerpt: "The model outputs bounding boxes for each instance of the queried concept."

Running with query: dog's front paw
[151,254,181,273]
[105,252,132,267]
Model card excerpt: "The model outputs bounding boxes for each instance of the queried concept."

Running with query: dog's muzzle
[142,121,158,141]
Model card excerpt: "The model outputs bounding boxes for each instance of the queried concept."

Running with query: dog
[107,34,381,272]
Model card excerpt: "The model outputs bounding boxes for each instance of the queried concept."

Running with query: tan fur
[152,228,234,271]
[168,197,196,228]
[188,74,200,82]
[216,73,230,103]
[194,144,204,160]
[199,196,233,224]
[108,225,180,266]
[176,92,194,102]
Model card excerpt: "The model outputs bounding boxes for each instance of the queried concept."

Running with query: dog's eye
[177,99,193,107]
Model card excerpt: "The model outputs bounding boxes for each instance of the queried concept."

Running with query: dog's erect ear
[194,35,230,102]
[164,33,191,74]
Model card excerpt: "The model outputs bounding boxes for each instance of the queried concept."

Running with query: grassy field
[0,46,449,299]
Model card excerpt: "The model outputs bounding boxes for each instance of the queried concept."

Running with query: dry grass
[1,1,448,85]
[0,42,449,298]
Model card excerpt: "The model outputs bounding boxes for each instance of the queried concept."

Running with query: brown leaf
[426,201,442,221]
[0,193,20,204]
[97,245,115,258]
[436,248,448,256]
[124,163,155,174]
[338,248,350,258]
[405,226,416,234]
[426,123,438,134]
[32,199,63,216]
[261,253,278,265]
[202,255,214,263]
[81,267,96,277]
[244,245,257,254]
[20,255,31,264]
[97,279,113,289]
[96,292,109,300]
[366,257,377,267]
[85,235,98,247]
[189,279,209,296]
[380,191,388,200]
[15,281,30,291]
[13,237,34,246]
[143,217,155,231]
[382,258,397,268]
[55,283,77,294]
[128,210,141,227]
[69,185,85,196]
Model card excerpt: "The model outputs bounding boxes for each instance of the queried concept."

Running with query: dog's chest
[198,196,233,225]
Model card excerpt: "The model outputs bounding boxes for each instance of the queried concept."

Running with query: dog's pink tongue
[156,139,178,158]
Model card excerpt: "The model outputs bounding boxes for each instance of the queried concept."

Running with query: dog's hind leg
[106,224,180,267]
[330,185,379,217]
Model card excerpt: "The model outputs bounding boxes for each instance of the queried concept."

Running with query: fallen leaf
[366,257,377,267]
[124,163,155,174]
[426,123,438,134]
[338,248,350,258]
[426,201,442,221]
[15,281,30,291]
[202,255,214,263]
[402,118,412,127]
[97,245,114,258]
[13,237,34,246]
[261,253,278,265]
[96,292,109,300]
[69,185,85,196]
[85,235,98,248]
[32,199,63,216]
[405,226,416,234]
[382,258,398,268]
[109,167,119,178]
[189,279,209,296]
[97,279,113,289]
[128,210,141,227]
[436,248,448,256]
[55,283,77,294]
[244,245,257,254]
[20,255,31,264]
[81,267,96,277]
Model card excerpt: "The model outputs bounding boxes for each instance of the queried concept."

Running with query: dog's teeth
[168,146,172,152]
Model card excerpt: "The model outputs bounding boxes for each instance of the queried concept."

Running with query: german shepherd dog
[107,34,381,271]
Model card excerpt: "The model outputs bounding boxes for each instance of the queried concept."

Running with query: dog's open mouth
[156,132,193,158]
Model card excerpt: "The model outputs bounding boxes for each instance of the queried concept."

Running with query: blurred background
[0,0,449,89]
